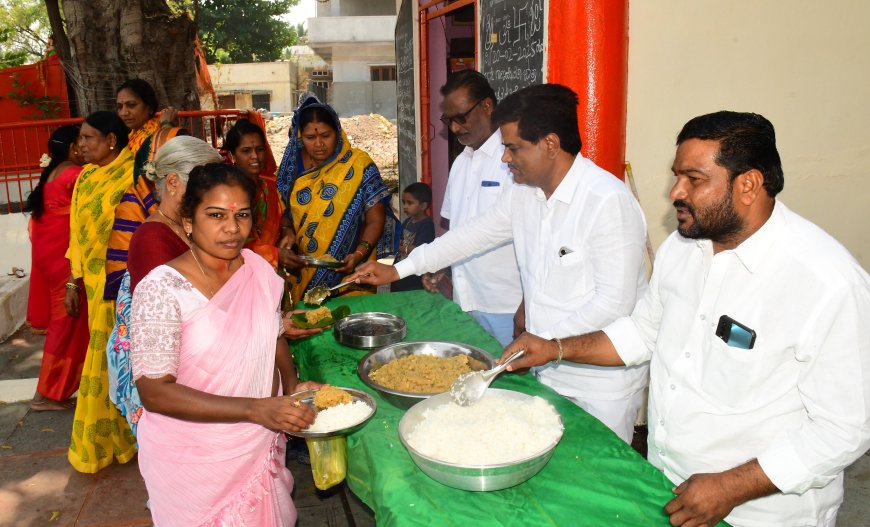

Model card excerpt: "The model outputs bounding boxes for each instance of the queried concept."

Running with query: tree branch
[43,0,71,61]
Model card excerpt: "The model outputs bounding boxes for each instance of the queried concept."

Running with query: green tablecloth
[292,290,678,526]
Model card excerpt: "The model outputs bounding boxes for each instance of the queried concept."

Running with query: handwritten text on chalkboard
[481,0,545,101]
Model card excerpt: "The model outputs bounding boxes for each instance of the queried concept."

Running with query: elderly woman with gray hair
[107,136,221,437]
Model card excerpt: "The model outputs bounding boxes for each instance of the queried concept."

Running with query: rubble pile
[265,113,399,191]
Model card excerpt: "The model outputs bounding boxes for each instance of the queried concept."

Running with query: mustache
[673,200,695,215]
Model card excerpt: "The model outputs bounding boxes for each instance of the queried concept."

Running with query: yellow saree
[278,97,397,302]
[66,147,138,473]
[286,134,391,302]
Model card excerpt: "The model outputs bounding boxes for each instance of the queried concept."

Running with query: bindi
[228,202,237,212]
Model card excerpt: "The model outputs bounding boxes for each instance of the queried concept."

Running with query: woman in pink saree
[130,163,317,526]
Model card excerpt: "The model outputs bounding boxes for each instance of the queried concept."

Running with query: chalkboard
[480,0,545,102]
[395,0,418,195]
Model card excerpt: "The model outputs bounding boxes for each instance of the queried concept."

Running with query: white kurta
[397,153,649,404]
[440,129,522,314]
[605,201,870,526]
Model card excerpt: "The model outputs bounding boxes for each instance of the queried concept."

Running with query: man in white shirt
[428,70,522,346]
[502,111,870,526]
[351,84,650,443]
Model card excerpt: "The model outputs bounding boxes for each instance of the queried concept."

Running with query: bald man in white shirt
[501,111,870,527]
[350,84,650,443]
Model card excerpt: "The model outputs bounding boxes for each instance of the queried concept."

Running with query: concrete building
[307,0,398,119]
[207,47,329,113]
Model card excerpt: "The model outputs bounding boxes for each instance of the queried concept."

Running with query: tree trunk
[59,0,200,115]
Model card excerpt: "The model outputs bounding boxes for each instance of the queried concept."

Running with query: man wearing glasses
[425,70,523,346]
[351,84,650,443]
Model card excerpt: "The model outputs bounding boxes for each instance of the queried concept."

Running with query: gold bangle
[353,249,365,259]
[552,338,563,365]
[65,282,80,290]
[357,240,373,252]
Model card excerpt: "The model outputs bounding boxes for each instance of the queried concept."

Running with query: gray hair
[147,136,222,200]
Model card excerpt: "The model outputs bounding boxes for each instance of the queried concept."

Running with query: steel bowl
[285,387,377,439]
[357,341,496,409]
[299,255,342,268]
[334,312,406,349]
[398,389,563,491]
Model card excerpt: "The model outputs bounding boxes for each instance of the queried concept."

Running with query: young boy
[391,182,435,292]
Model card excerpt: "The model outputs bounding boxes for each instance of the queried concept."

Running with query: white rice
[406,393,563,465]
[307,401,372,433]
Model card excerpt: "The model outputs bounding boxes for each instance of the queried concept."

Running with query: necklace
[189,245,217,298]
[157,208,191,246]
[157,208,182,227]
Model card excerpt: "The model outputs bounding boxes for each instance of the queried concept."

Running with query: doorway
[419,0,477,232]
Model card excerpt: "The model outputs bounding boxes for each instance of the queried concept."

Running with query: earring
[110,145,114,150]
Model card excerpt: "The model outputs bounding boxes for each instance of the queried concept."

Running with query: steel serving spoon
[449,349,525,407]
[303,273,371,305]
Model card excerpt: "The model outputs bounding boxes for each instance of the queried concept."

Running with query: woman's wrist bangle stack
[355,240,372,259]
[552,338,564,365]
[353,249,365,259]
[65,282,80,290]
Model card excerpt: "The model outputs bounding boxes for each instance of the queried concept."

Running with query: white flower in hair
[142,160,159,181]
[39,153,51,168]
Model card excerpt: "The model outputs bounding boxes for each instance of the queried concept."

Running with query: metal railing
[0,109,249,214]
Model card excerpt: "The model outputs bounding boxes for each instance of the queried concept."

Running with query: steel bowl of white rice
[398,389,564,491]
[286,387,377,438]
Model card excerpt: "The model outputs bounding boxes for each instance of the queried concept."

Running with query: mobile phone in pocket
[715,315,756,349]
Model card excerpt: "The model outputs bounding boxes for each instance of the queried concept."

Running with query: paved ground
[0,326,375,527]
[1,325,869,526]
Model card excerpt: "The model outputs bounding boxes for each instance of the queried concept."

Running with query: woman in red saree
[223,116,284,268]
[130,163,318,526]
[26,125,89,411]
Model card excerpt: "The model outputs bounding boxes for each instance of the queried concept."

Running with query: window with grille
[252,93,271,111]
[370,65,397,81]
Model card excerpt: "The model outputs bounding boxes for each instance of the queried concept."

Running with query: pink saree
[131,249,295,526]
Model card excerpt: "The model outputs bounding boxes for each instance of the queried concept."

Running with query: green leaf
[291,305,350,329]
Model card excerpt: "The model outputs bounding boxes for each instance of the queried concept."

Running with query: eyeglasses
[440,98,484,127]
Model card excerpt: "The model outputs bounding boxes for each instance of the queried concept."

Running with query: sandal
[30,398,77,411]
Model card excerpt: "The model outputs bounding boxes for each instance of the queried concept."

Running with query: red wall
[0,59,71,123]
[547,0,629,179]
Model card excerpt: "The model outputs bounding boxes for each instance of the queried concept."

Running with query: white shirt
[398,154,649,400]
[605,202,870,526]
[440,129,522,313]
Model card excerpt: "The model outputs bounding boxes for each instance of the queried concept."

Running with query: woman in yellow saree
[277,96,398,302]
[65,111,138,472]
